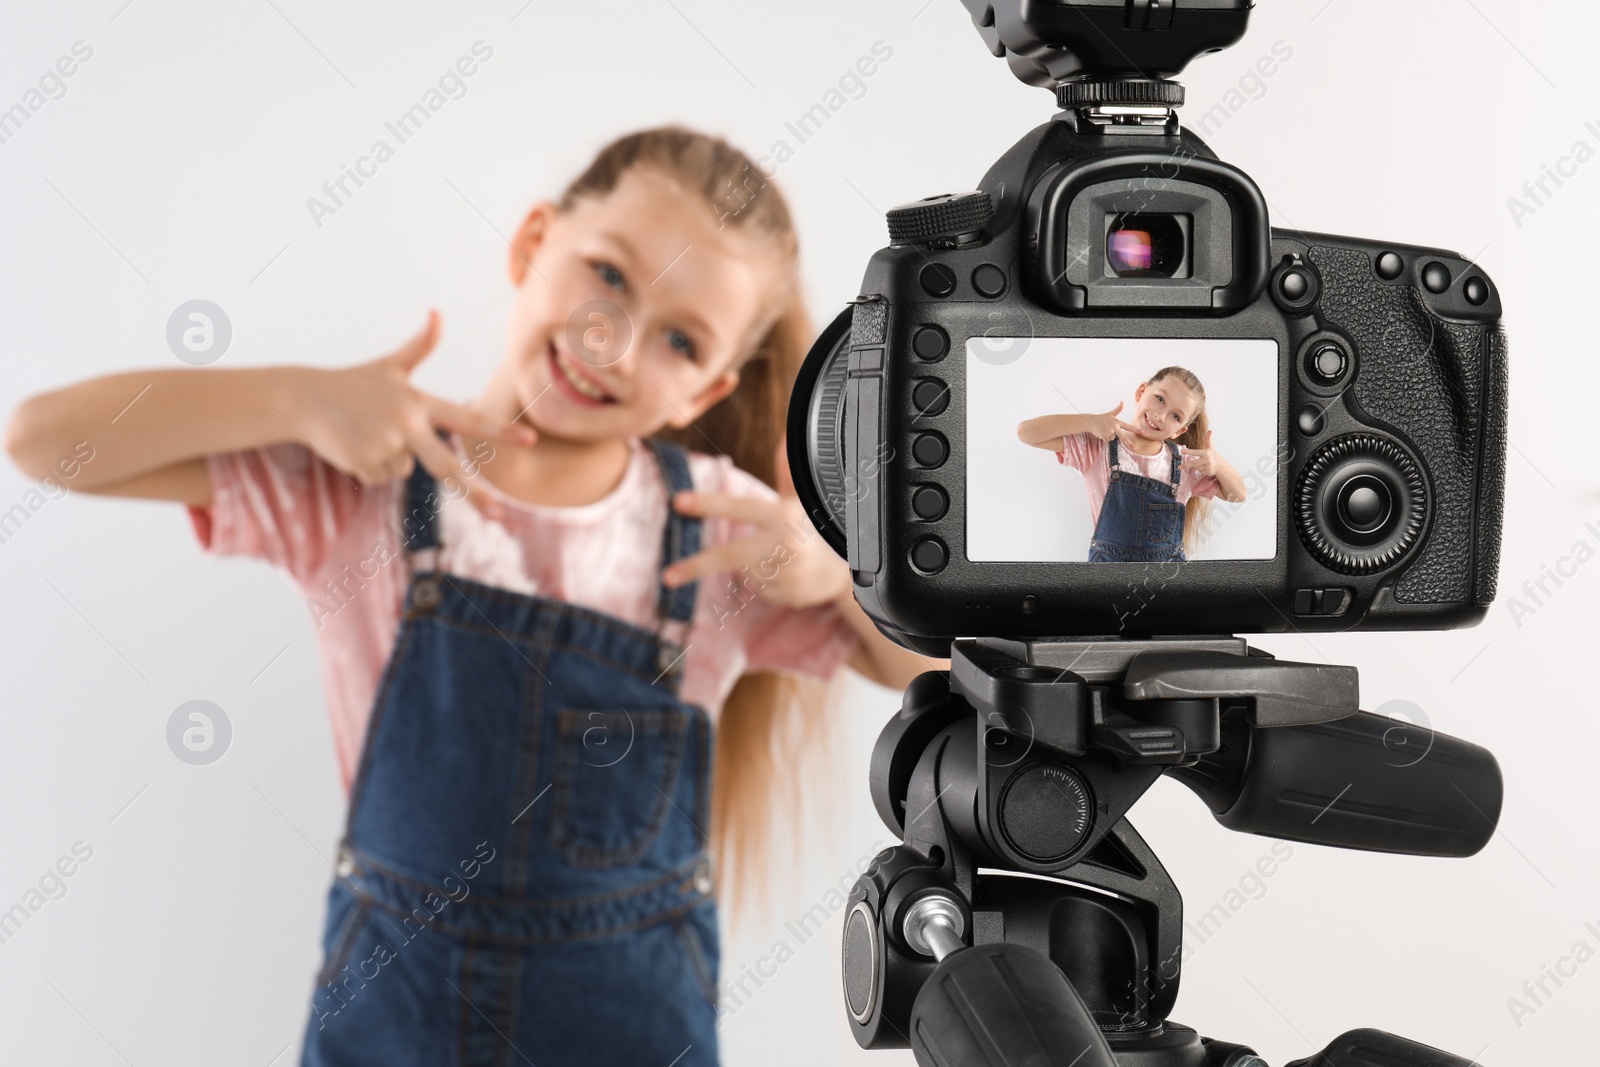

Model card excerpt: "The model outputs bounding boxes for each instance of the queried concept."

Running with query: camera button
[1279,269,1309,301]
[912,433,948,468]
[912,379,950,417]
[1421,261,1452,293]
[920,263,957,298]
[1464,276,1489,305]
[910,538,947,574]
[1338,476,1392,534]
[912,485,948,521]
[1375,251,1404,280]
[1293,588,1317,615]
[1307,342,1349,385]
[1296,404,1325,436]
[912,325,949,361]
[972,263,1007,298]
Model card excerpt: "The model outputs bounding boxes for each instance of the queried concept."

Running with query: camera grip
[1309,244,1507,608]
[1173,709,1501,857]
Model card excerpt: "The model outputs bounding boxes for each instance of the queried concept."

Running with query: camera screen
[966,337,1279,563]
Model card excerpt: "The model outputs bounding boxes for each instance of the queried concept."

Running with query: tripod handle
[1285,1028,1484,1066]
[908,942,1117,1067]
[1170,709,1502,857]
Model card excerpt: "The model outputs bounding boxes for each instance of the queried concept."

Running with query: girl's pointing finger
[672,490,776,525]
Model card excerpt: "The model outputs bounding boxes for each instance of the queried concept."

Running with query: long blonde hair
[1143,365,1211,558]
[558,127,839,922]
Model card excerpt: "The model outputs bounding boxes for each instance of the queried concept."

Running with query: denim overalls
[300,436,721,1067]
[1086,438,1187,563]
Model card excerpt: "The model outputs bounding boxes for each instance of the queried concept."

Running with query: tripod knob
[908,942,1117,1067]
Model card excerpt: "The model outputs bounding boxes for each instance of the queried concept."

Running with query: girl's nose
[569,300,635,372]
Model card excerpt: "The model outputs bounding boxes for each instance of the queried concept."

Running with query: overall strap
[645,437,701,623]
[1166,440,1183,487]
[1107,436,1119,471]
[401,428,452,569]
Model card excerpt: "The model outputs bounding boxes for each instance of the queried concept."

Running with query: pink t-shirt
[1056,432,1220,531]
[186,434,861,793]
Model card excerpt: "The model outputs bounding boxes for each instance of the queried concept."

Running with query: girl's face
[495,168,776,443]
[1131,377,1199,442]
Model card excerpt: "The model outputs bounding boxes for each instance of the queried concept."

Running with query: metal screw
[903,894,966,960]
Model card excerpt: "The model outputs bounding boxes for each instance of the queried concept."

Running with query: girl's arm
[4,313,527,506]
[1016,402,1128,450]
[663,447,948,688]
[1181,431,1247,503]
[7,363,316,504]
[832,587,947,689]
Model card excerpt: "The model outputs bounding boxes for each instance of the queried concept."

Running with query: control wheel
[1295,433,1426,575]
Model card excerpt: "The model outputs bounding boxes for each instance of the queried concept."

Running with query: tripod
[840,637,1501,1066]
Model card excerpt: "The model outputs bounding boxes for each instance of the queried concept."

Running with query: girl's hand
[292,311,534,506]
[1180,431,1222,476]
[661,440,850,609]
[1084,401,1134,443]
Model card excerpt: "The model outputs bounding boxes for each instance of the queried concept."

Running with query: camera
[787,0,1508,656]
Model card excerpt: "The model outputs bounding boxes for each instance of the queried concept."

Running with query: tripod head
[960,0,1252,112]
[843,637,1502,1066]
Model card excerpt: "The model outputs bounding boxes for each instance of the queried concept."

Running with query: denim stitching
[343,614,421,824]
[315,894,371,988]
[506,607,560,897]
[455,936,474,1067]
[547,708,690,868]
[672,915,719,1009]
[346,842,707,907]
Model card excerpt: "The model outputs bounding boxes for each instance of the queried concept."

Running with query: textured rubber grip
[909,943,1117,1067]
[1221,711,1501,856]
[1285,1027,1483,1066]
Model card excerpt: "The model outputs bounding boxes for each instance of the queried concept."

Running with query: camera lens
[1106,213,1185,278]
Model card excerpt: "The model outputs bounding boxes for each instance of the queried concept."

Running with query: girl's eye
[593,261,626,292]
[665,330,695,360]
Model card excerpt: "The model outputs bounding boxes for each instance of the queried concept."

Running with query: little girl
[1016,366,1247,562]
[6,127,936,1065]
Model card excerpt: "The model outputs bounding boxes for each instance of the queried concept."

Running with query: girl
[5,127,938,1065]
[1016,365,1246,562]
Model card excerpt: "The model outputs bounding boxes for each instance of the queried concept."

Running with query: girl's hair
[557,127,839,923]
[1145,365,1211,558]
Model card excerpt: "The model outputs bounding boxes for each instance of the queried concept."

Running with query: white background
[966,337,1278,561]
[2,1,1597,1065]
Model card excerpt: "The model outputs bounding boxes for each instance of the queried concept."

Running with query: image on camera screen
[968,337,1279,563]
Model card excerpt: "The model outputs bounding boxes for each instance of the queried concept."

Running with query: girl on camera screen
[1017,365,1247,562]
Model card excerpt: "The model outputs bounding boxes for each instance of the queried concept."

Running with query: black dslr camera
[788,5,1509,1067]
[789,0,1507,655]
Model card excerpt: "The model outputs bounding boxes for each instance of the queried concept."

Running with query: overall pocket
[1142,499,1184,547]
[547,708,692,868]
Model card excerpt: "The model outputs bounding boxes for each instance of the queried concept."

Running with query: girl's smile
[548,340,618,405]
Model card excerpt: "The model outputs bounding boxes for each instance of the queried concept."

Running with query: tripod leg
[908,942,1117,1067]
[1285,1028,1483,1066]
